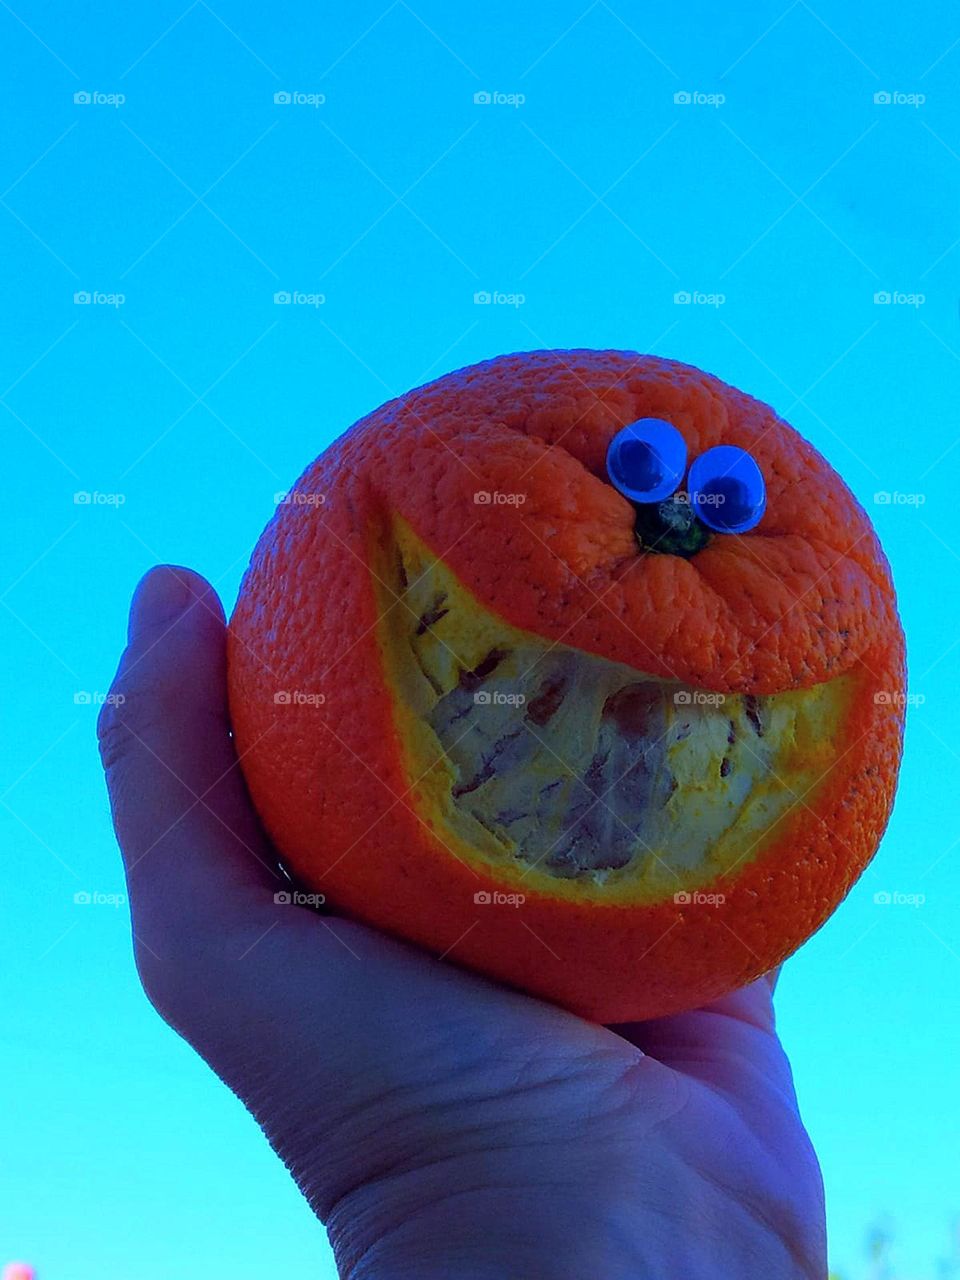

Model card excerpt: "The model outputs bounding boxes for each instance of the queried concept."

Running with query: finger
[610,973,799,1105]
[98,566,282,946]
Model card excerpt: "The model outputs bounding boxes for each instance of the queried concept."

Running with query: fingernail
[128,566,197,642]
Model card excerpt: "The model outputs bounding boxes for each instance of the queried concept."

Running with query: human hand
[98,565,827,1280]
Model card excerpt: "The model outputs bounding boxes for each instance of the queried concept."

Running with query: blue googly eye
[687,445,765,534]
[606,418,687,505]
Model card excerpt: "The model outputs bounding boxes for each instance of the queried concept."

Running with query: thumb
[98,566,281,964]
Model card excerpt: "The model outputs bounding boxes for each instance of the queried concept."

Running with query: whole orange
[228,350,905,1022]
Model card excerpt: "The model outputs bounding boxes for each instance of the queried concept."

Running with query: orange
[228,350,905,1022]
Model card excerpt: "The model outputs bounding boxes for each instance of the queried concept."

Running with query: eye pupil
[618,439,662,490]
[606,418,687,504]
[688,445,765,534]
[700,475,748,510]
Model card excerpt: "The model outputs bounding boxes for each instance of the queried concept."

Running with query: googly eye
[687,445,766,534]
[606,419,687,505]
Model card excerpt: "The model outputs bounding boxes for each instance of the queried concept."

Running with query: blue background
[2,4,958,1276]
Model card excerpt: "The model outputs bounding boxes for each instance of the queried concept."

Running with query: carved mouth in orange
[375,517,855,908]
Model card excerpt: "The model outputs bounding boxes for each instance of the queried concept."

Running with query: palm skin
[98,566,826,1279]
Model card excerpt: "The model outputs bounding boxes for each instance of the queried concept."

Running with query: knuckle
[132,918,223,1026]
[131,915,259,1064]
[96,678,181,773]
[96,694,133,772]
[133,942,186,1025]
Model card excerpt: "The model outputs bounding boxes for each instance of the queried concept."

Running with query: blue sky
[2,3,958,1276]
